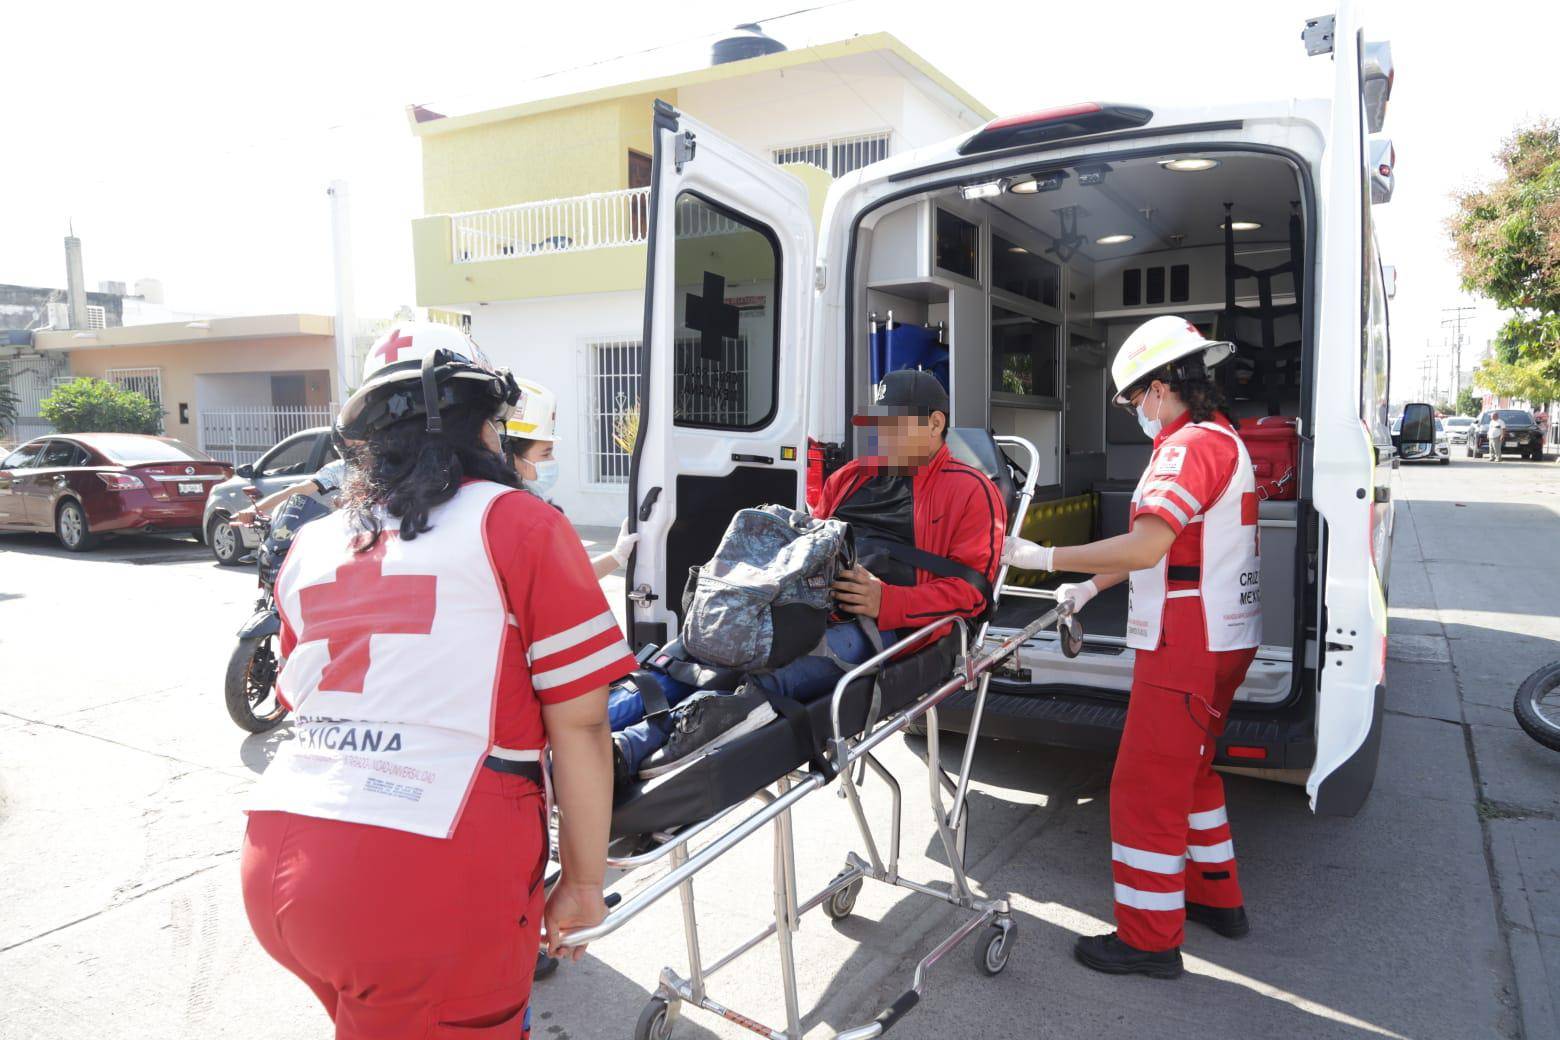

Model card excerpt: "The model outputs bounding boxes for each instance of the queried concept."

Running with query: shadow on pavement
[790,727,1490,1040]
[0,530,229,566]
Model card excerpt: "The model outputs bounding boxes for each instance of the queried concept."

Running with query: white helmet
[1111,315,1235,405]
[337,321,520,439]
[504,378,559,442]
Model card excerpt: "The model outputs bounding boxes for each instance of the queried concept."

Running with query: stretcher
[559,434,1080,1040]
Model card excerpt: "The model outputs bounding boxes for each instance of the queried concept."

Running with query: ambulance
[625,4,1434,815]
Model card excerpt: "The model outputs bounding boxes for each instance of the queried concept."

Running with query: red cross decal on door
[371,329,415,366]
[297,534,437,693]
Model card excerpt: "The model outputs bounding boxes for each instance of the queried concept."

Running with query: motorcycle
[224,490,333,733]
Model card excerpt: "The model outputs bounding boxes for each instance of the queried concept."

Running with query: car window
[38,441,82,467]
[1496,410,1530,423]
[257,435,316,479]
[2,444,43,469]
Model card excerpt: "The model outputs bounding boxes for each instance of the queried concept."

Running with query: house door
[629,150,652,239]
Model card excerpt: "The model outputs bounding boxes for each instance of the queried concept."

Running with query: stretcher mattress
[610,634,959,840]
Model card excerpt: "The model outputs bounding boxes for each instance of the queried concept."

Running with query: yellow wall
[415,161,833,309]
[421,91,674,215]
[67,336,338,451]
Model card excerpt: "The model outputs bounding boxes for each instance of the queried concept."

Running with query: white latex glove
[1001,536,1054,572]
[1054,580,1099,613]
[609,519,640,566]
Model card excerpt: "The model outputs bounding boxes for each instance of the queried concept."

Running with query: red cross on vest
[371,329,415,367]
[297,534,437,693]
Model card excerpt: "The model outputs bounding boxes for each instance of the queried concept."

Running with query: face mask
[1135,387,1163,439]
[525,458,560,497]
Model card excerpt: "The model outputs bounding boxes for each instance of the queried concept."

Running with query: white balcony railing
[451,187,650,263]
[449,186,747,264]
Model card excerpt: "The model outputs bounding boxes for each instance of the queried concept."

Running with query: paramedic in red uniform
[1007,316,1261,979]
[240,322,635,1038]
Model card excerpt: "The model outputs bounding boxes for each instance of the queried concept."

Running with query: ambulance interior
[852,152,1308,703]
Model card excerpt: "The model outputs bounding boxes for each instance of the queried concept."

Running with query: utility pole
[328,180,356,406]
[1442,305,1475,398]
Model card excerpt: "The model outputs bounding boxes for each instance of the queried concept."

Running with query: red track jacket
[814,443,1007,631]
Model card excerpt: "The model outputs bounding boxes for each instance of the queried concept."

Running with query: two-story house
[409,29,992,524]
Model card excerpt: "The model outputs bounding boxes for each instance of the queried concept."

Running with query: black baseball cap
[852,369,951,425]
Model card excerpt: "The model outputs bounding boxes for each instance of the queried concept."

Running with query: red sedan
[0,433,232,551]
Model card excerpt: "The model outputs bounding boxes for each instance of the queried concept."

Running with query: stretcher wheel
[823,877,864,920]
[1059,617,1084,659]
[974,923,1015,976]
[634,997,676,1040]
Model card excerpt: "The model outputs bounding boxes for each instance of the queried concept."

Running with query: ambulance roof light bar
[958,103,1154,156]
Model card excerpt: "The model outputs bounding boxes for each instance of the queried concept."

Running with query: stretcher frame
[561,436,1073,1040]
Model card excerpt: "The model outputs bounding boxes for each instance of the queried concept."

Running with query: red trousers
[242,768,547,1039]
[1110,633,1256,952]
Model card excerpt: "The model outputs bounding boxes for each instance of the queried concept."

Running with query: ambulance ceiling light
[960,178,1008,201]
[1220,220,1263,231]
[1095,233,1135,245]
[1159,157,1220,172]
[1010,171,1068,194]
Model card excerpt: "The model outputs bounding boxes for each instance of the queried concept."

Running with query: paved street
[2,457,1558,1040]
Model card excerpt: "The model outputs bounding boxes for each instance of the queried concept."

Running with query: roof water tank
[711,24,786,66]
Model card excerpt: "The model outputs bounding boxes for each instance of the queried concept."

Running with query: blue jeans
[613,622,886,777]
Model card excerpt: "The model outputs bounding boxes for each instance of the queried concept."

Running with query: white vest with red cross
[246,481,525,838]
[1126,422,1262,653]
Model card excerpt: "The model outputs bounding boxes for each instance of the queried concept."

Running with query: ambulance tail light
[1225,745,1268,761]
[806,439,825,510]
[958,103,1154,156]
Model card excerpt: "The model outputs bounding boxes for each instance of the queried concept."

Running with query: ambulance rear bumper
[933,684,1317,772]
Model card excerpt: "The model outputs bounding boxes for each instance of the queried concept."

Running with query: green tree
[1448,120,1560,406]
[1455,386,1481,417]
[39,378,163,434]
[0,383,18,433]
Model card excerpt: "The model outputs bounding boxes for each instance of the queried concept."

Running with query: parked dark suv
[1469,409,1544,460]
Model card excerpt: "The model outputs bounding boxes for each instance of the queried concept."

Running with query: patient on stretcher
[609,370,1006,785]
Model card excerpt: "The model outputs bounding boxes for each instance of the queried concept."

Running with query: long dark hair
[1154,360,1238,428]
[342,402,521,550]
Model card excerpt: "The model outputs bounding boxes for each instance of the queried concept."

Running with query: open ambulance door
[624,101,817,649]
[1306,2,1394,815]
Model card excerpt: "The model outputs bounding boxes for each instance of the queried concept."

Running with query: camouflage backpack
[680,505,855,674]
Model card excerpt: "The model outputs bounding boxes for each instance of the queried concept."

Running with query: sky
[2,0,1554,401]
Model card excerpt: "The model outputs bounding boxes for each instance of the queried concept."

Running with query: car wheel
[208,513,245,566]
[55,500,100,552]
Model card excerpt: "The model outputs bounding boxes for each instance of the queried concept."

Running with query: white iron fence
[450,186,754,264]
[199,406,333,467]
[2,355,71,444]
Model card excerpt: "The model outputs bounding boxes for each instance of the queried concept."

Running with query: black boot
[1073,932,1183,979]
[1186,902,1249,939]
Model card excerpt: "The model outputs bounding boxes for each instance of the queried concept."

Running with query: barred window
[772,130,890,177]
[585,339,641,485]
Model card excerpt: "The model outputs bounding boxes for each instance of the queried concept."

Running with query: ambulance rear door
[624,101,817,648]
[1305,2,1395,815]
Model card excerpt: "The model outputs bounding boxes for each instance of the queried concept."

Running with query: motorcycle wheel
[225,635,289,733]
[1514,661,1560,752]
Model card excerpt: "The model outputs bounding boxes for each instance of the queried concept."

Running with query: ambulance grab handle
[637,486,661,522]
